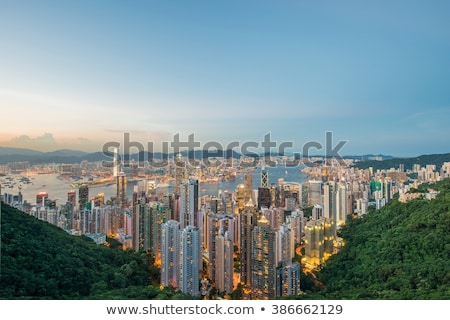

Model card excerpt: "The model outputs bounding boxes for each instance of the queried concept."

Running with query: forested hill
[306,179,450,299]
[0,203,191,300]
[352,153,450,171]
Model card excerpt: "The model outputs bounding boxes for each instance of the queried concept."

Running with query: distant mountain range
[353,153,450,171]
[0,146,448,169]
[0,147,243,164]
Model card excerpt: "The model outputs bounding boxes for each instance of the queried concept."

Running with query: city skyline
[1,0,450,157]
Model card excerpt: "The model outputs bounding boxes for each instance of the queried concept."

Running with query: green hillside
[304,179,450,299]
[0,203,191,300]
[352,153,450,171]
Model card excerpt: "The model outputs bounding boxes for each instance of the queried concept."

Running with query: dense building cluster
[2,155,449,299]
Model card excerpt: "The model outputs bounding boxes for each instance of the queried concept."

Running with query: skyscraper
[240,201,258,286]
[67,190,76,208]
[179,179,199,229]
[275,223,293,265]
[179,226,200,297]
[174,153,185,195]
[304,219,325,268]
[214,230,234,294]
[261,170,269,188]
[251,215,276,300]
[116,172,127,208]
[78,184,89,210]
[132,199,150,252]
[308,180,322,206]
[276,262,301,297]
[161,220,180,288]
[258,187,271,210]
[244,173,253,204]
[150,202,168,265]
[336,183,347,227]
[113,147,120,178]
[236,184,245,212]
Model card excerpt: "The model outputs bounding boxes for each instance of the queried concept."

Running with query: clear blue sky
[1,0,449,157]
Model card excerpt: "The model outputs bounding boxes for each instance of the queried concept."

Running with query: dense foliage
[0,203,192,300]
[304,179,450,299]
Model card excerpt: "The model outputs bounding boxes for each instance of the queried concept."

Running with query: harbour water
[4,165,307,205]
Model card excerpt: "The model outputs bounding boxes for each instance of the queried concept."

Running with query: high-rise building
[206,212,236,282]
[244,173,253,203]
[261,170,269,188]
[179,179,199,229]
[133,199,150,252]
[161,220,180,288]
[116,172,127,208]
[221,190,234,214]
[312,204,323,220]
[240,201,258,286]
[336,183,347,227]
[276,262,301,297]
[150,202,168,265]
[78,184,89,210]
[174,153,185,195]
[67,190,76,208]
[323,217,334,258]
[113,147,120,178]
[288,209,304,244]
[36,191,48,206]
[304,219,325,268]
[276,223,294,265]
[236,184,245,212]
[214,231,234,294]
[206,213,221,281]
[258,187,271,210]
[179,226,200,297]
[323,182,336,220]
[251,215,276,300]
[308,180,322,206]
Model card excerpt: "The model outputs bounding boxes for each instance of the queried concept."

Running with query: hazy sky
[1,0,449,157]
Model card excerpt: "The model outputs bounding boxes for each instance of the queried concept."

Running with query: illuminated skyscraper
[116,172,127,208]
[240,201,258,286]
[113,147,120,178]
[336,183,347,227]
[207,213,221,281]
[251,215,276,300]
[304,219,324,268]
[236,184,245,212]
[276,262,301,297]
[244,173,253,203]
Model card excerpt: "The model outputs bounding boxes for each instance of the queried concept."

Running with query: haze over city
[1,0,449,156]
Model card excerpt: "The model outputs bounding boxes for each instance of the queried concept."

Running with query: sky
[1,0,449,157]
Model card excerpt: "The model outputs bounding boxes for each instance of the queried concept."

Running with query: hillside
[0,203,191,299]
[301,179,450,299]
[352,153,450,171]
